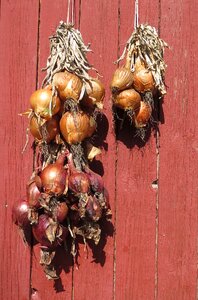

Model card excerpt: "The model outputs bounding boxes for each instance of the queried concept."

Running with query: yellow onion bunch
[111,24,168,139]
[14,21,111,280]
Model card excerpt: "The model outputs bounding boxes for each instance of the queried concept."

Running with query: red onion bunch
[14,21,112,280]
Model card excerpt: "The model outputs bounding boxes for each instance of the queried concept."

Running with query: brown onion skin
[29,88,61,120]
[110,67,134,94]
[133,69,154,93]
[83,78,105,109]
[134,101,152,128]
[84,166,104,193]
[29,115,60,143]
[32,215,68,249]
[12,200,30,228]
[113,88,141,111]
[40,152,68,196]
[60,111,96,144]
[52,71,83,101]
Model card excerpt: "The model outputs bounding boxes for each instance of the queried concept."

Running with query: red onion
[84,165,104,193]
[32,214,68,249]
[40,151,68,196]
[85,195,102,222]
[68,204,80,225]
[67,152,90,194]
[26,177,41,209]
[53,202,68,223]
[12,200,30,228]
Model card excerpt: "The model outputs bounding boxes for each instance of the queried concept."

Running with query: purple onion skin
[85,195,102,221]
[84,166,104,193]
[12,200,30,228]
[27,181,41,209]
[68,172,90,194]
[32,214,68,249]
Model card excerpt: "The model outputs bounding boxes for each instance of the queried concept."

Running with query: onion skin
[32,214,67,249]
[113,88,141,111]
[134,101,152,128]
[60,111,96,144]
[54,202,69,223]
[40,152,68,196]
[29,89,61,120]
[53,71,83,101]
[12,200,30,228]
[26,178,41,209]
[84,166,104,193]
[133,69,154,93]
[110,67,134,94]
[29,115,59,143]
[83,78,105,109]
[67,153,90,194]
[85,195,102,222]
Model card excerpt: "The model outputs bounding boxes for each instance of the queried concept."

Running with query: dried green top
[117,24,168,95]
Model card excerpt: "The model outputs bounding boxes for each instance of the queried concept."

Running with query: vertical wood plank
[72,1,118,299]
[0,1,39,299]
[115,1,160,299]
[158,1,198,299]
[30,1,78,299]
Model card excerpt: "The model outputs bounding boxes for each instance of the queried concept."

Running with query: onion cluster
[111,24,168,139]
[14,21,111,280]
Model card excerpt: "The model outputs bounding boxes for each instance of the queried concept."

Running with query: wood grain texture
[157,1,198,299]
[115,1,160,299]
[72,1,117,299]
[0,1,39,300]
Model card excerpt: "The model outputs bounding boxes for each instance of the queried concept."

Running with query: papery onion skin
[60,111,96,144]
[12,200,30,228]
[54,202,69,223]
[133,69,154,93]
[110,67,134,94]
[113,88,141,111]
[29,89,61,120]
[134,101,152,128]
[26,179,41,209]
[29,115,59,143]
[40,152,68,196]
[83,78,105,109]
[84,166,104,193]
[32,214,68,249]
[85,195,102,222]
[53,71,83,101]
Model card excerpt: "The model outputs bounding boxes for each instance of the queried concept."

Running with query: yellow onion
[60,111,96,144]
[110,67,134,94]
[133,68,154,93]
[134,101,152,128]
[83,78,105,109]
[29,115,59,143]
[134,56,146,72]
[29,88,61,120]
[113,88,141,112]
[52,70,83,101]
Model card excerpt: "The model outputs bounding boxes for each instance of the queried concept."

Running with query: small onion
[29,115,59,143]
[84,165,104,193]
[60,111,96,144]
[67,153,90,194]
[85,195,102,222]
[133,68,154,93]
[53,202,69,223]
[113,88,141,111]
[40,151,68,196]
[29,88,61,120]
[12,200,30,228]
[134,101,152,128]
[110,67,134,94]
[32,214,67,249]
[83,78,105,109]
[52,71,83,101]
[26,177,42,209]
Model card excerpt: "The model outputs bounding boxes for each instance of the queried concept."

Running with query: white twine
[67,0,74,25]
[134,0,139,29]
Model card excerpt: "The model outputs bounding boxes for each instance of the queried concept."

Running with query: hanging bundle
[13,16,111,280]
[111,0,168,139]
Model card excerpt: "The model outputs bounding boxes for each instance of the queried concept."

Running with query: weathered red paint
[0,0,198,299]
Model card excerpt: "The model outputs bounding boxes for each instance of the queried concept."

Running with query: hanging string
[67,0,74,25]
[134,0,139,29]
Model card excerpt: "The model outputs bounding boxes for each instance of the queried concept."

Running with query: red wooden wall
[0,1,198,299]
